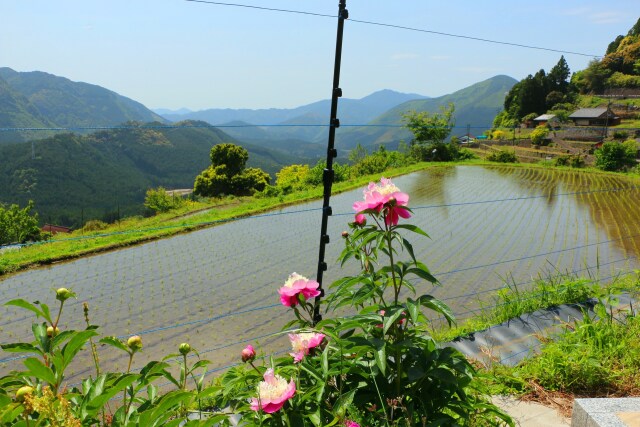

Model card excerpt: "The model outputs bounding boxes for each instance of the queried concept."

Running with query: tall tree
[194,143,269,197]
[547,55,571,93]
[402,103,455,145]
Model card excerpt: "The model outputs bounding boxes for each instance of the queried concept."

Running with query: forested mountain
[335,75,518,150]
[0,67,166,144]
[157,89,429,143]
[0,122,309,227]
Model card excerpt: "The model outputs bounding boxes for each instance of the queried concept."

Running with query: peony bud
[55,287,73,302]
[46,325,60,337]
[341,231,349,239]
[15,385,33,402]
[127,335,143,352]
[179,342,191,355]
[241,344,256,363]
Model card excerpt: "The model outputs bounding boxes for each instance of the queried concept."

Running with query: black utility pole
[312,0,348,325]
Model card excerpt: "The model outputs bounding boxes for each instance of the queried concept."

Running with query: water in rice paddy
[1,165,639,380]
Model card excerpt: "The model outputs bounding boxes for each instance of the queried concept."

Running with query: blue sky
[3,1,639,110]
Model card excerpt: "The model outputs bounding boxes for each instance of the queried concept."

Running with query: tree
[530,126,550,145]
[348,143,368,164]
[547,55,571,93]
[194,143,270,197]
[594,140,638,171]
[402,103,455,145]
[0,201,42,245]
[210,143,248,177]
[275,164,310,193]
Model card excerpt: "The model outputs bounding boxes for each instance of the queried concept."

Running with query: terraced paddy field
[2,164,639,383]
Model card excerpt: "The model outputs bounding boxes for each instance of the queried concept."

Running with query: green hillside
[0,67,166,144]
[0,122,309,227]
[336,75,517,150]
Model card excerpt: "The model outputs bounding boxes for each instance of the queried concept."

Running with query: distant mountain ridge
[157,89,429,143]
[0,67,165,143]
[336,75,518,150]
[0,121,310,226]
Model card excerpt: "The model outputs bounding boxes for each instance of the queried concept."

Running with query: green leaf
[24,357,56,385]
[406,261,438,284]
[382,307,405,335]
[371,338,386,375]
[61,330,99,369]
[99,336,129,353]
[333,389,356,417]
[401,237,417,262]
[5,299,45,319]
[393,224,430,237]
[0,343,42,355]
[86,374,138,412]
[419,295,455,326]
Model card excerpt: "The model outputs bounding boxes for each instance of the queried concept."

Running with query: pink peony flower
[289,332,325,362]
[278,273,321,307]
[250,368,296,413]
[345,422,361,427]
[352,177,410,226]
[241,344,256,363]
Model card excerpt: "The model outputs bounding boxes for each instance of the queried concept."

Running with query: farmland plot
[1,165,639,381]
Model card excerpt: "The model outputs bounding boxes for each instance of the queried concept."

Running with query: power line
[183,0,601,58]
[348,19,600,58]
[184,0,334,18]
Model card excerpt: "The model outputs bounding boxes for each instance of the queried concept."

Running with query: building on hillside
[568,108,620,127]
[533,114,560,128]
[41,224,72,235]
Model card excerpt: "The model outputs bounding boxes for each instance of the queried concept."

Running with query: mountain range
[0,121,308,226]
[0,68,516,226]
[0,67,165,144]
[155,76,517,152]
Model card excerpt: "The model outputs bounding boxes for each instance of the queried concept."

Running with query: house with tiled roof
[568,108,620,126]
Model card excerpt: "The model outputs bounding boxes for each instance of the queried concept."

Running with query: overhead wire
[182,0,601,58]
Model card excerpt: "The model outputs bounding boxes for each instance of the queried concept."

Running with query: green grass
[431,273,633,343]
[488,286,640,397]
[439,272,640,398]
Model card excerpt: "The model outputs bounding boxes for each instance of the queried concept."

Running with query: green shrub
[554,154,585,168]
[594,140,637,171]
[530,126,550,146]
[486,149,518,163]
[83,219,109,232]
[144,187,186,213]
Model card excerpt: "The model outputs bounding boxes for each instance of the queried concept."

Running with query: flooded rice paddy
[1,165,640,381]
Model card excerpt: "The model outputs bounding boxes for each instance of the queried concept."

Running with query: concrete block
[572,398,640,426]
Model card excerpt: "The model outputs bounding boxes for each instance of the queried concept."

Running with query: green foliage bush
[594,140,638,171]
[144,187,186,213]
[305,160,350,187]
[554,154,585,168]
[194,143,270,197]
[0,201,42,245]
[486,149,518,163]
[530,126,550,146]
[83,219,109,232]
[275,164,310,194]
